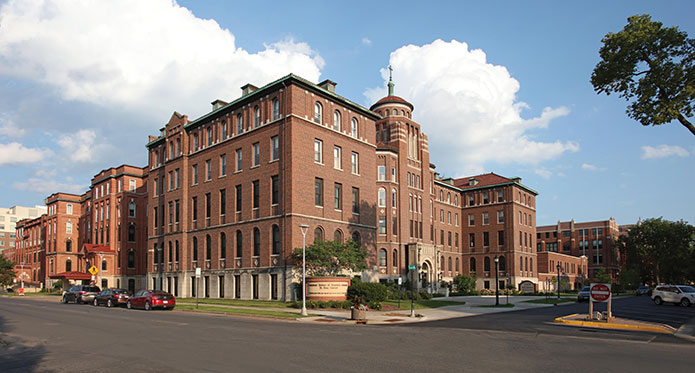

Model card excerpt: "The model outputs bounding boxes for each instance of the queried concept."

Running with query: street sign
[18,288,24,296]
[195,267,201,278]
[408,265,416,270]
[88,265,99,275]
[590,283,611,302]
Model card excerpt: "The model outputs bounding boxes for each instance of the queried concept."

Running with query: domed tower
[370,67,437,289]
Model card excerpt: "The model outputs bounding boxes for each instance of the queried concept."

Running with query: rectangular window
[469,233,475,248]
[378,165,386,181]
[497,211,504,224]
[205,193,211,219]
[220,154,226,176]
[392,217,398,235]
[498,231,504,246]
[236,149,243,171]
[314,139,323,163]
[220,189,226,216]
[235,185,242,212]
[351,152,359,174]
[391,167,396,182]
[271,175,279,205]
[455,233,459,247]
[352,187,359,214]
[483,232,489,247]
[483,193,489,204]
[192,165,198,185]
[205,159,211,181]
[468,214,475,226]
[222,121,227,139]
[315,178,323,207]
[497,191,503,203]
[252,143,260,166]
[333,146,341,169]
[129,179,136,191]
[334,183,342,210]
[483,212,489,225]
[66,204,73,215]
[175,168,180,188]
[448,231,452,246]
[378,216,386,234]
[175,200,180,223]
[271,136,279,161]
[168,201,173,224]
[192,197,198,221]
[253,180,260,209]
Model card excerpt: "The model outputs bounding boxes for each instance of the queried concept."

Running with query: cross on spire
[387,65,395,97]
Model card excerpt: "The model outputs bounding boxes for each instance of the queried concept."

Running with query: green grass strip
[523,298,575,305]
[176,304,306,318]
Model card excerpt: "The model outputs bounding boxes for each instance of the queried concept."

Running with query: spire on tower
[387,65,394,97]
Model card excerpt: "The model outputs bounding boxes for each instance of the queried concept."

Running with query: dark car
[62,285,101,304]
[576,286,591,302]
[93,289,131,308]
[127,290,175,311]
[636,286,651,296]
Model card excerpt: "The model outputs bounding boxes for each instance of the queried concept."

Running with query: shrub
[453,275,476,293]
[347,281,388,309]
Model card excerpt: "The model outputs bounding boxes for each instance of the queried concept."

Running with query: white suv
[651,285,695,307]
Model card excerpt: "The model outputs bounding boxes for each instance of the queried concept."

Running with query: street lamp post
[299,224,309,316]
[494,256,499,306]
[557,263,561,300]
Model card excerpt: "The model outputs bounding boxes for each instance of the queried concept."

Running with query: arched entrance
[420,260,434,292]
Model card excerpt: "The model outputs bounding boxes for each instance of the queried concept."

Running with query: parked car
[651,285,695,307]
[93,289,131,308]
[127,290,175,310]
[62,285,101,304]
[635,286,651,296]
[576,286,591,302]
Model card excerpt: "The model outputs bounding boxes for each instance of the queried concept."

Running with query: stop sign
[590,283,611,302]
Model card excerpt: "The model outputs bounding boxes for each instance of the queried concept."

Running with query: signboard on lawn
[590,283,611,303]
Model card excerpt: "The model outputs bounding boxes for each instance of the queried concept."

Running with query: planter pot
[351,308,367,321]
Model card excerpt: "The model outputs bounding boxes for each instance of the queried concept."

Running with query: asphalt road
[1,296,694,372]
[413,295,695,343]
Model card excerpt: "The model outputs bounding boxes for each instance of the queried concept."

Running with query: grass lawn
[383,299,465,310]
[474,303,515,308]
[523,297,575,305]
[175,304,308,318]
[176,298,294,308]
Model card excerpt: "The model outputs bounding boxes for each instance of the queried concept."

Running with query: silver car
[651,285,695,307]
[576,286,591,302]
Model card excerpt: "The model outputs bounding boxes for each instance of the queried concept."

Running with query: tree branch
[676,113,695,136]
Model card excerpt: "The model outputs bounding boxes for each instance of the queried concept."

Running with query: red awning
[83,243,115,254]
[49,271,92,280]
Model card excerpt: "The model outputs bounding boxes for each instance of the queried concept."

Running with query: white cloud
[0,0,324,120]
[0,142,50,166]
[12,177,85,195]
[640,144,690,159]
[56,129,103,163]
[534,168,552,179]
[365,39,577,175]
[362,37,372,45]
[0,116,26,138]
[581,163,599,171]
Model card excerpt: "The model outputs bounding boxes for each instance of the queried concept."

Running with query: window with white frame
[237,113,244,133]
[272,98,280,120]
[378,166,386,181]
[129,179,136,191]
[351,152,359,174]
[378,188,386,207]
[314,102,322,124]
[333,110,341,131]
[66,204,73,215]
[66,221,72,234]
[236,149,242,171]
[314,139,323,163]
[252,143,260,166]
[220,155,226,176]
[271,136,279,161]
[205,160,212,180]
[333,146,341,169]
[351,118,358,138]
[254,106,260,128]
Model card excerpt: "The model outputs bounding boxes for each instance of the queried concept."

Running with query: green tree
[0,255,16,288]
[618,218,695,284]
[292,239,368,277]
[591,14,695,136]
[452,274,476,293]
[592,268,612,284]
[618,267,641,290]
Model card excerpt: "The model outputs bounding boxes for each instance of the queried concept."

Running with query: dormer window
[469,178,479,186]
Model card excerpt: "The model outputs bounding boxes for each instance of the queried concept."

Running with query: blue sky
[0,0,693,226]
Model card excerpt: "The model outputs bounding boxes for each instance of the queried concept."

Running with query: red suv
[127,290,176,310]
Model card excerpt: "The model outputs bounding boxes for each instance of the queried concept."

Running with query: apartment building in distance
[537,251,588,291]
[536,218,621,281]
[146,74,378,300]
[0,205,46,255]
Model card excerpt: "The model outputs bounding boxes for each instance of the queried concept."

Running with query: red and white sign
[590,283,611,302]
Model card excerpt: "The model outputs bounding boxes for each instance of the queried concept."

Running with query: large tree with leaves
[292,239,368,277]
[591,14,695,136]
[618,218,695,284]
[0,255,16,288]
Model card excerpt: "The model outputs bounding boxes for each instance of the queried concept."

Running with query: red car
[127,290,175,310]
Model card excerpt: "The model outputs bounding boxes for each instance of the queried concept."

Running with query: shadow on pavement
[0,312,47,372]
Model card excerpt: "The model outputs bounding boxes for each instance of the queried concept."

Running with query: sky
[0,0,693,226]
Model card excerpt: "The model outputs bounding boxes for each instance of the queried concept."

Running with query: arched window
[333,229,343,243]
[352,231,361,247]
[236,230,243,257]
[379,249,387,266]
[351,118,358,138]
[254,105,260,128]
[65,259,72,272]
[314,227,324,242]
[175,240,180,262]
[484,257,491,272]
[206,234,211,260]
[498,255,506,271]
[237,113,244,133]
[176,138,181,155]
[168,242,172,263]
[128,224,135,242]
[401,110,406,116]
[253,228,260,256]
[220,233,226,259]
[454,195,458,206]
[385,109,390,116]
[272,98,280,120]
[470,257,476,272]
[314,102,322,124]
[66,221,72,234]
[456,258,460,272]
[393,250,398,268]
[448,257,452,271]
[391,189,397,207]
[333,110,341,131]
[65,239,72,252]
[192,237,198,261]
[447,192,451,203]
[378,187,386,207]
[128,250,135,268]
[439,190,443,201]
[272,225,280,255]
[129,201,136,217]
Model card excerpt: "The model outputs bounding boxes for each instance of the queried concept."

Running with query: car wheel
[653,296,663,305]
[93,299,98,307]
[681,298,691,307]
[61,296,67,304]
[75,297,80,304]
[145,301,151,311]
[127,301,132,309]
[167,306,174,311]
[107,299,113,308]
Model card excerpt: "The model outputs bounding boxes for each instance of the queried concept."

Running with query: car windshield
[678,286,695,293]
[638,286,649,289]
[581,287,590,291]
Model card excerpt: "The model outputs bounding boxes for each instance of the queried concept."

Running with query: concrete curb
[674,317,695,342]
[554,313,676,334]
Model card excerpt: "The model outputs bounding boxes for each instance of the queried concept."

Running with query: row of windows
[313,102,360,138]
[313,139,359,174]
[314,178,360,214]
[465,190,505,207]
[467,211,504,226]
[468,231,507,248]
[469,256,508,273]
[539,228,605,240]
